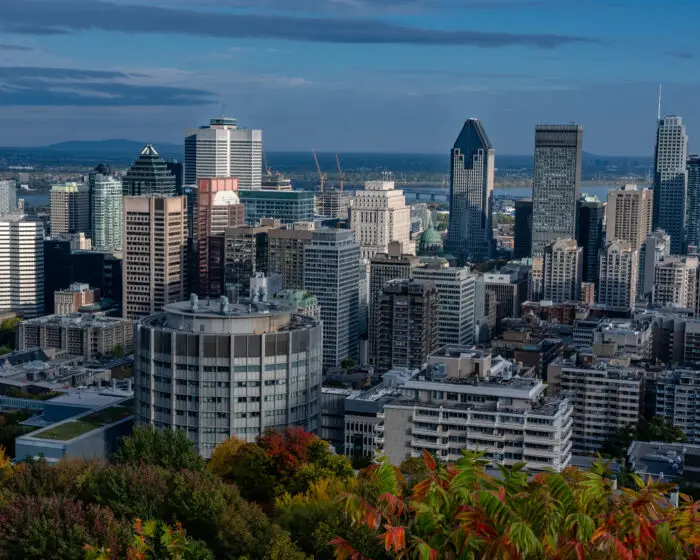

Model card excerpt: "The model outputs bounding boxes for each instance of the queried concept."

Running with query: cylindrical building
[134,294,322,458]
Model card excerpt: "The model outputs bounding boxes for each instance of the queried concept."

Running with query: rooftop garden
[32,404,133,441]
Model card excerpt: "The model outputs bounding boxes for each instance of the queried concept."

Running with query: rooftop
[627,441,700,480]
[21,313,131,329]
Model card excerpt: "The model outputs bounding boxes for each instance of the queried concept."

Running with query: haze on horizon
[0,0,697,156]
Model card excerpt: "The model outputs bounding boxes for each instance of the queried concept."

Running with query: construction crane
[262,146,271,176]
[335,153,345,192]
[312,150,326,193]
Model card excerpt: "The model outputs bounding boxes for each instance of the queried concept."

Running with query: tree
[113,426,204,471]
[340,358,356,371]
[207,436,246,480]
[601,417,687,459]
[333,450,700,559]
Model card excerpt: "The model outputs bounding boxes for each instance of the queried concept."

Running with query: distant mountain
[44,139,182,155]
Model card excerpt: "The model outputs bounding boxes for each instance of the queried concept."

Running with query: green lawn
[33,405,133,441]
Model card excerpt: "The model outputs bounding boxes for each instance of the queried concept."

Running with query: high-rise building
[653,255,699,310]
[543,239,582,304]
[165,160,185,195]
[412,259,476,347]
[0,180,17,216]
[50,182,90,236]
[638,229,671,301]
[653,116,688,255]
[223,226,270,294]
[316,190,353,220]
[483,265,528,320]
[122,145,177,197]
[687,156,700,250]
[88,167,123,251]
[655,369,700,444]
[597,240,638,311]
[350,180,413,260]
[376,279,439,372]
[304,229,360,369]
[445,118,495,261]
[196,178,245,297]
[531,125,583,257]
[576,194,605,283]
[238,190,315,226]
[133,296,322,457]
[185,117,263,189]
[122,196,187,320]
[267,226,314,290]
[513,199,533,260]
[0,214,44,318]
[368,243,420,363]
[606,185,653,251]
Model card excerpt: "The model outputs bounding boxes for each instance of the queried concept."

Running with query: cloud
[0,44,33,52]
[668,50,696,60]
[0,65,215,106]
[0,0,599,49]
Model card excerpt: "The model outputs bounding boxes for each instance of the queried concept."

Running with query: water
[494,185,650,202]
[17,192,49,207]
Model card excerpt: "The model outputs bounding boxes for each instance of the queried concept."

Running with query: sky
[0,0,697,155]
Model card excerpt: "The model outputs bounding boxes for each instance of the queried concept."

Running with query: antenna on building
[657,83,662,122]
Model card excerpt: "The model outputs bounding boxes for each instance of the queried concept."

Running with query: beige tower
[50,182,89,236]
[606,185,653,251]
[597,240,638,311]
[543,239,582,304]
[123,196,187,319]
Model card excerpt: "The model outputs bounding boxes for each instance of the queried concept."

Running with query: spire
[657,83,662,122]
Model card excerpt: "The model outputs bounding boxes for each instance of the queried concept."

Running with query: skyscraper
[606,185,653,251]
[543,239,582,304]
[686,156,700,250]
[0,214,44,318]
[304,229,360,369]
[122,196,187,319]
[652,116,688,255]
[597,240,638,311]
[238,190,315,226]
[350,180,413,260]
[267,227,314,290]
[531,125,583,257]
[639,229,671,301]
[88,166,123,251]
[513,199,533,260]
[376,279,439,372]
[122,145,177,197]
[0,180,16,216]
[445,118,494,262]
[185,117,263,189]
[50,182,90,236]
[196,178,245,297]
[576,194,605,283]
[653,255,698,310]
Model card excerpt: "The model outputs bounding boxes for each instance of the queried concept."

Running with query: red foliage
[257,427,317,474]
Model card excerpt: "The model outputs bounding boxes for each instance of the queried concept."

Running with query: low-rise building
[54,283,98,315]
[654,368,700,444]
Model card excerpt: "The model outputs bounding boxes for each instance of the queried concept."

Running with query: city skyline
[0,0,697,154]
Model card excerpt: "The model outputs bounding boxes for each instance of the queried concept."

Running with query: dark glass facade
[238,190,315,225]
[576,196,605,283]
[122,144,176,197]
[513,199,533,260]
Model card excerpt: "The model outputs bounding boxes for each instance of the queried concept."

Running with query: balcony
[523,433,557,445]
[411,426,440,437]
[411,438,449,451]
[375,424,384,433]
[374,436,385,446]
[523,446,555,458]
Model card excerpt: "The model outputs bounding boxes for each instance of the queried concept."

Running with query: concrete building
[684,321,700,365]
[547,357,643,454]
[50,183,90,236]
[513,199,533,260]
[18,313,133,360]
[122,144,176,197]
[0,214,44,318]
[653,116,688,255]
[238,190,315,225]
[483,266,528,320]
[88,168,123,251]
[304,229,360,369]
[380,347,573,471]
[376,279,439,372]
[531,124,583,257]
[54,283,97,315]
[639,229,671,301]
[591,317,654,360]
[185,117,263,189]
[577,194,605,283]
[653,255,698,311]
[687,156,700,250]
[196,178,245,297]
[223,225,270,294]
[122,196,187,320]
[412,259,476,347]
[606,185,653,252]
[133,295,322,458]
[368,242,420,364]
[654,368,700,444]
[650,312,693,365]
[316,190,353,220]
[267,226,314,290]
[270,289,319,321]
[0,179,17,216]
[543,239,582,304]
[350,180,413,260]
[597,240,638,311]
[321,387,355,454]
[445,118,494,262]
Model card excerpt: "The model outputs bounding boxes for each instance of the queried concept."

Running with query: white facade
[350,181,413,260]
[597,239,638,310]
[185,117,263,190]
[0,215,44,318]
[653,255,698,311]
[543,239,582,304]
[655,369,700,444]
[50,182,90,236]
[0,180,16,216]
[91,173,123,251]
[412,263,476,347]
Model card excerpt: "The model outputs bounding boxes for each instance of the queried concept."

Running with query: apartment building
[654,368,700,444]
[653,255,698,311]
[543,238,582,304]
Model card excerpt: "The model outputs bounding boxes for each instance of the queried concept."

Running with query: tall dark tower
[445,118,494,262]
[513,199,533,260]
[576,194,605,283]
[122,144,177,197]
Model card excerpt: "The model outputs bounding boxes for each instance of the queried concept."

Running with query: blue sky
[0,0,697,154]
